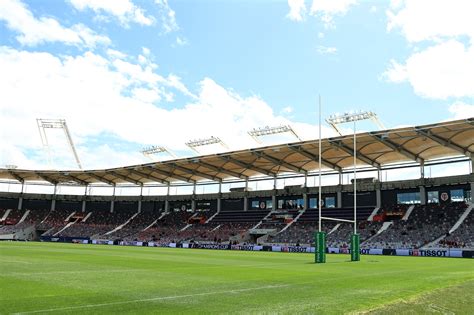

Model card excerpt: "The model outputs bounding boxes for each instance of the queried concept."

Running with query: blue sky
[0,0,473,170]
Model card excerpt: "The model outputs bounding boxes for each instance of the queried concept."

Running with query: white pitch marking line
[13,284,289,314]
[6,269,141,277]
[0,259,32,264]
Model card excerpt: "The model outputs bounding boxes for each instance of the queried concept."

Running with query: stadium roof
[1,118,473,186]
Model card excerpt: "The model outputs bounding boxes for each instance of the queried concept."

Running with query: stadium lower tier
[1,201,473,250]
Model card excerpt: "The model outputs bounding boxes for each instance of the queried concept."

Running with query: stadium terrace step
[278,209,306,234]
[53,221,75,237]
[104,212,139,236]
[401,205,415,221]
[449,203,473,234]
[367,207,379,221]
[65,211,76,222]
[251,211,274,230]
[82,212,92,222]
[205,210,220,223]
[328,223,341,235]
[1,209,11,221]
[18,210,30,224]
[180,224,192,232]
[424,203,474,248]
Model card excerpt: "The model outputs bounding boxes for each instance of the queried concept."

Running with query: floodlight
[185,136,228,153]
[248,125,301,143]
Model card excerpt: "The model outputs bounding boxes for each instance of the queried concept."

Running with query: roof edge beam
[197,160,248,180]
[8,171,24,183]
[146,165,194,183]
[66,174,90,186]
[87,173,116,186]
[289,145,342,172]
[35,172,58,185]
[109,171,143,186]
[219,156,276,177]
[171,163,222,182]
[128,169,169,185]
[252,151,305,174]
[329,140,381,168]
[370,133,424,163]
[415,128,472,157]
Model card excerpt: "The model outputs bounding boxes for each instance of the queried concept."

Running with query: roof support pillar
[470,156,474,174]
[272,195,276,211]
[376,188,381,209]
[51,184,57,211]
[18,182,25,210]
[470,182,474,202]
[110,185,116,213]
[217,182,222,212]
[420,186,426,205]
[420,161,425,179]
[81,185,87,212]
[303,193,308,210]
[339,171,343,186]
[337,190,342,208]
[244,196,248,211]
[165,183,170,212]
[138,185,143,213]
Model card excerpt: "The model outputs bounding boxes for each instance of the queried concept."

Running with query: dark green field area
[0,242,473,314]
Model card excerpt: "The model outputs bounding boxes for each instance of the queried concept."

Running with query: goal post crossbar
[320,216,355,224]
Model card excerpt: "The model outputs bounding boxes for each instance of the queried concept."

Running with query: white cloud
[155,0,179,33]
[448,102,474,119]
[0,0,110,47]
[383,1,474,100]
[310,0,358,28]
[370,5,377,13]
[318,32,325,39]
[286,0,307,22]
[69,0,154,26]
[387,0,474,43]
[0,47,335,170]
[281,106,294,114]
[175,36,189,46]
[382,40,474,99]
[317,45,337,55]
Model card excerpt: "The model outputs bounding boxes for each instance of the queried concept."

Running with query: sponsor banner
[194,244,230,250]
[329,247,383,255]
[231,245,261,251]
[44,238,474,258]
[404,249,463,257]
[271,246,282,252]
[328,247,340,254]
[462,250,474,258]
[281,246,315,253]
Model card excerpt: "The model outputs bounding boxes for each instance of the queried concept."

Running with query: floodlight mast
[141,145,176,160]
[248,125,302,144]
[185,136,228,153]
[36,118,82,169]
[326,111,385,136]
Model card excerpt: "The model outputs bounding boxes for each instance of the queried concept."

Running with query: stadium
[1,117,474,313]
[2,1,474,314]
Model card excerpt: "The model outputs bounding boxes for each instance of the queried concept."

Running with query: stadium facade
[0,118,473,257]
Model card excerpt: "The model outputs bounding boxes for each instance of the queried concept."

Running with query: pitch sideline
[13,284,290,314]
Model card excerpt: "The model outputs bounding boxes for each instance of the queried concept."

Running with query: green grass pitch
[1,242,473,314]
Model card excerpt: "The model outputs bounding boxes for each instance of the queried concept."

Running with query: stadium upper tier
[1,118,473,186]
